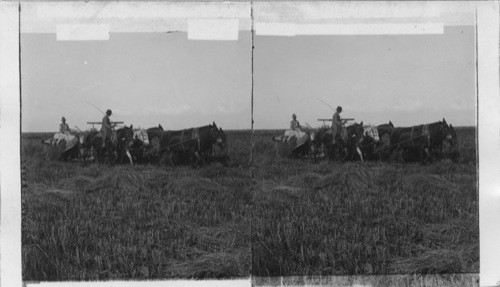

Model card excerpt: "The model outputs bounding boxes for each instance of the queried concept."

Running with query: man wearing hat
[101,109,115,148]
[59,117,70,134]
[331,106,343,143]
[290,114,301,131]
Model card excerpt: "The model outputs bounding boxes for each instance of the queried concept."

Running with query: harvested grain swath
[21,131,252,280]
[251,128,478,276]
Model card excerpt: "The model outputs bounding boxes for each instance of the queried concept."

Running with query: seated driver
[290,114,301,131]
[59,117,70,134]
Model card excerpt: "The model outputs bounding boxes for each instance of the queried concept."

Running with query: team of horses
[279,118,459,164]
[59,122,228,166]
[52,118,458,165]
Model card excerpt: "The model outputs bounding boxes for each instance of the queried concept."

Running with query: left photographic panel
[20,2,253,282]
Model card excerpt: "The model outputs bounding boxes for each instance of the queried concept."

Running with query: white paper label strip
[56,24,110,41]
[254,2,470,21]
[0,2,22,287]
[26,279,251,287]
[37,2,251,19]
[188,18,239,41]
[478,1,500,287]
[254,23,296,36]
[256,23,444,36]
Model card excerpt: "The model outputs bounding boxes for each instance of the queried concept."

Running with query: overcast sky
[254,25,476,129]
[21,32,252,132]
[22,25,475,132]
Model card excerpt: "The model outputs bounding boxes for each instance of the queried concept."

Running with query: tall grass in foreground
[251,128,478,276]
[22,132,253,280]
[22,128,478,279]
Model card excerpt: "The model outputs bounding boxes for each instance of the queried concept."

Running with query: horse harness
[392,124,430,148]
[160,127,202,153]
[435,123,452,146]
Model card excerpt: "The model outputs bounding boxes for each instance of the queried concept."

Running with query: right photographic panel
[251,2,478,285]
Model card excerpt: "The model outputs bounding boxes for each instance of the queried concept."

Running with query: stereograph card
[0,1,499,287]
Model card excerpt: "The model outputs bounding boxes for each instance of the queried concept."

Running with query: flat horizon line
[21,125,476,134]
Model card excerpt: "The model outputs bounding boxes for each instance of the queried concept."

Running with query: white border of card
[1,1,499,287]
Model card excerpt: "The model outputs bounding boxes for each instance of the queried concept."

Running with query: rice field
[21,127,477,281]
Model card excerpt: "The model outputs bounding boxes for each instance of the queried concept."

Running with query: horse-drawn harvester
[42,121,229,166]
[272,117,460,163]
[42,131,80,161]
[272,129,312,158]
[272,118,357,159]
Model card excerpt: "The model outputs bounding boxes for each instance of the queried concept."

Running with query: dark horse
[387,125,430,163]
[206,127,229,164]
[443,123,460,162]
[428,119,459,162]
[377,121,394,138]
[147,124,164,143]
[158,122,227,166]
[311,122,365,162]
[388,119,453,164]
[359,121,394,161]
[82,125,135,164]
[140,124,164,163]
[345,122,366,161]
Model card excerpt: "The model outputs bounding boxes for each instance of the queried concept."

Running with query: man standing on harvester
[101,109,115,148]
[331,106,343,143]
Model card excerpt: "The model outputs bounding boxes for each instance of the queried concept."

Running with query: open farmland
[251,127,478,276]
[21,128,478,280]
[21,131,253,280]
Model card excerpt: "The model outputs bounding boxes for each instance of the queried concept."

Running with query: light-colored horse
[363,125,380,142]
[126,128,150,164]
[133,129,150,146]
